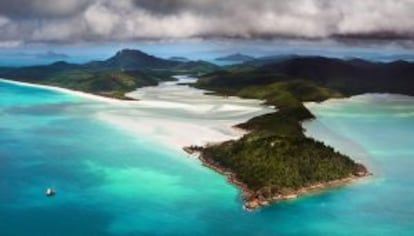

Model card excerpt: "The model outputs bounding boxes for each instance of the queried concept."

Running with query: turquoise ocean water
[1,82,413,235]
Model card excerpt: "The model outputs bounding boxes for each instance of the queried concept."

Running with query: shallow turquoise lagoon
[1,82,413,235]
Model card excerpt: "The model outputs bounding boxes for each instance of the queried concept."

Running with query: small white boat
[45,188,56,197]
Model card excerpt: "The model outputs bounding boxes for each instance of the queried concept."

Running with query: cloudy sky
[0,0,413,47]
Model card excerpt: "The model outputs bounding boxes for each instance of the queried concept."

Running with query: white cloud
[84,3,120,36]
[0,16,10,27]
[335,0,414,35]
[0,40,22,48]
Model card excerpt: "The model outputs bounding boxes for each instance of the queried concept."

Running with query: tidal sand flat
[1,80,413,235]
[101,76,275,149]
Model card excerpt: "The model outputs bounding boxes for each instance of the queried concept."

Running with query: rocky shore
[184,145,371,211]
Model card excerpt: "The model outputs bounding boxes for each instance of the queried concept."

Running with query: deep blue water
[1,82,413,235]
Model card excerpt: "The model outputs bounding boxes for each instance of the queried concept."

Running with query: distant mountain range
[215,53,255,62]
[2,49,414,99]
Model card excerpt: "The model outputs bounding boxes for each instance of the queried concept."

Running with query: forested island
[2,49,414,209]
[188,56,414,209]
[189,80,370,209]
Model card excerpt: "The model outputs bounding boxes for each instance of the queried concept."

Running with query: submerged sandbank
[303,93,414,172]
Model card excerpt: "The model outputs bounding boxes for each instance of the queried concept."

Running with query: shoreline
[185,146,370,211]
[0,78,136,104]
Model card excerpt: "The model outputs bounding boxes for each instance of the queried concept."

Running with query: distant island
[215,53,255,62]
[3,49,414,209]
[169,56,190,62]
[36,51,70,59]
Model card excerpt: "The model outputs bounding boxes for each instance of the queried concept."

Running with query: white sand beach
[96,75,274,150]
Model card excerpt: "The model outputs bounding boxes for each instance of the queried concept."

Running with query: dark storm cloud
[0,0,413,46]
[132,0,190,14]
[0,0,89,18]
[132,0,301,18]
